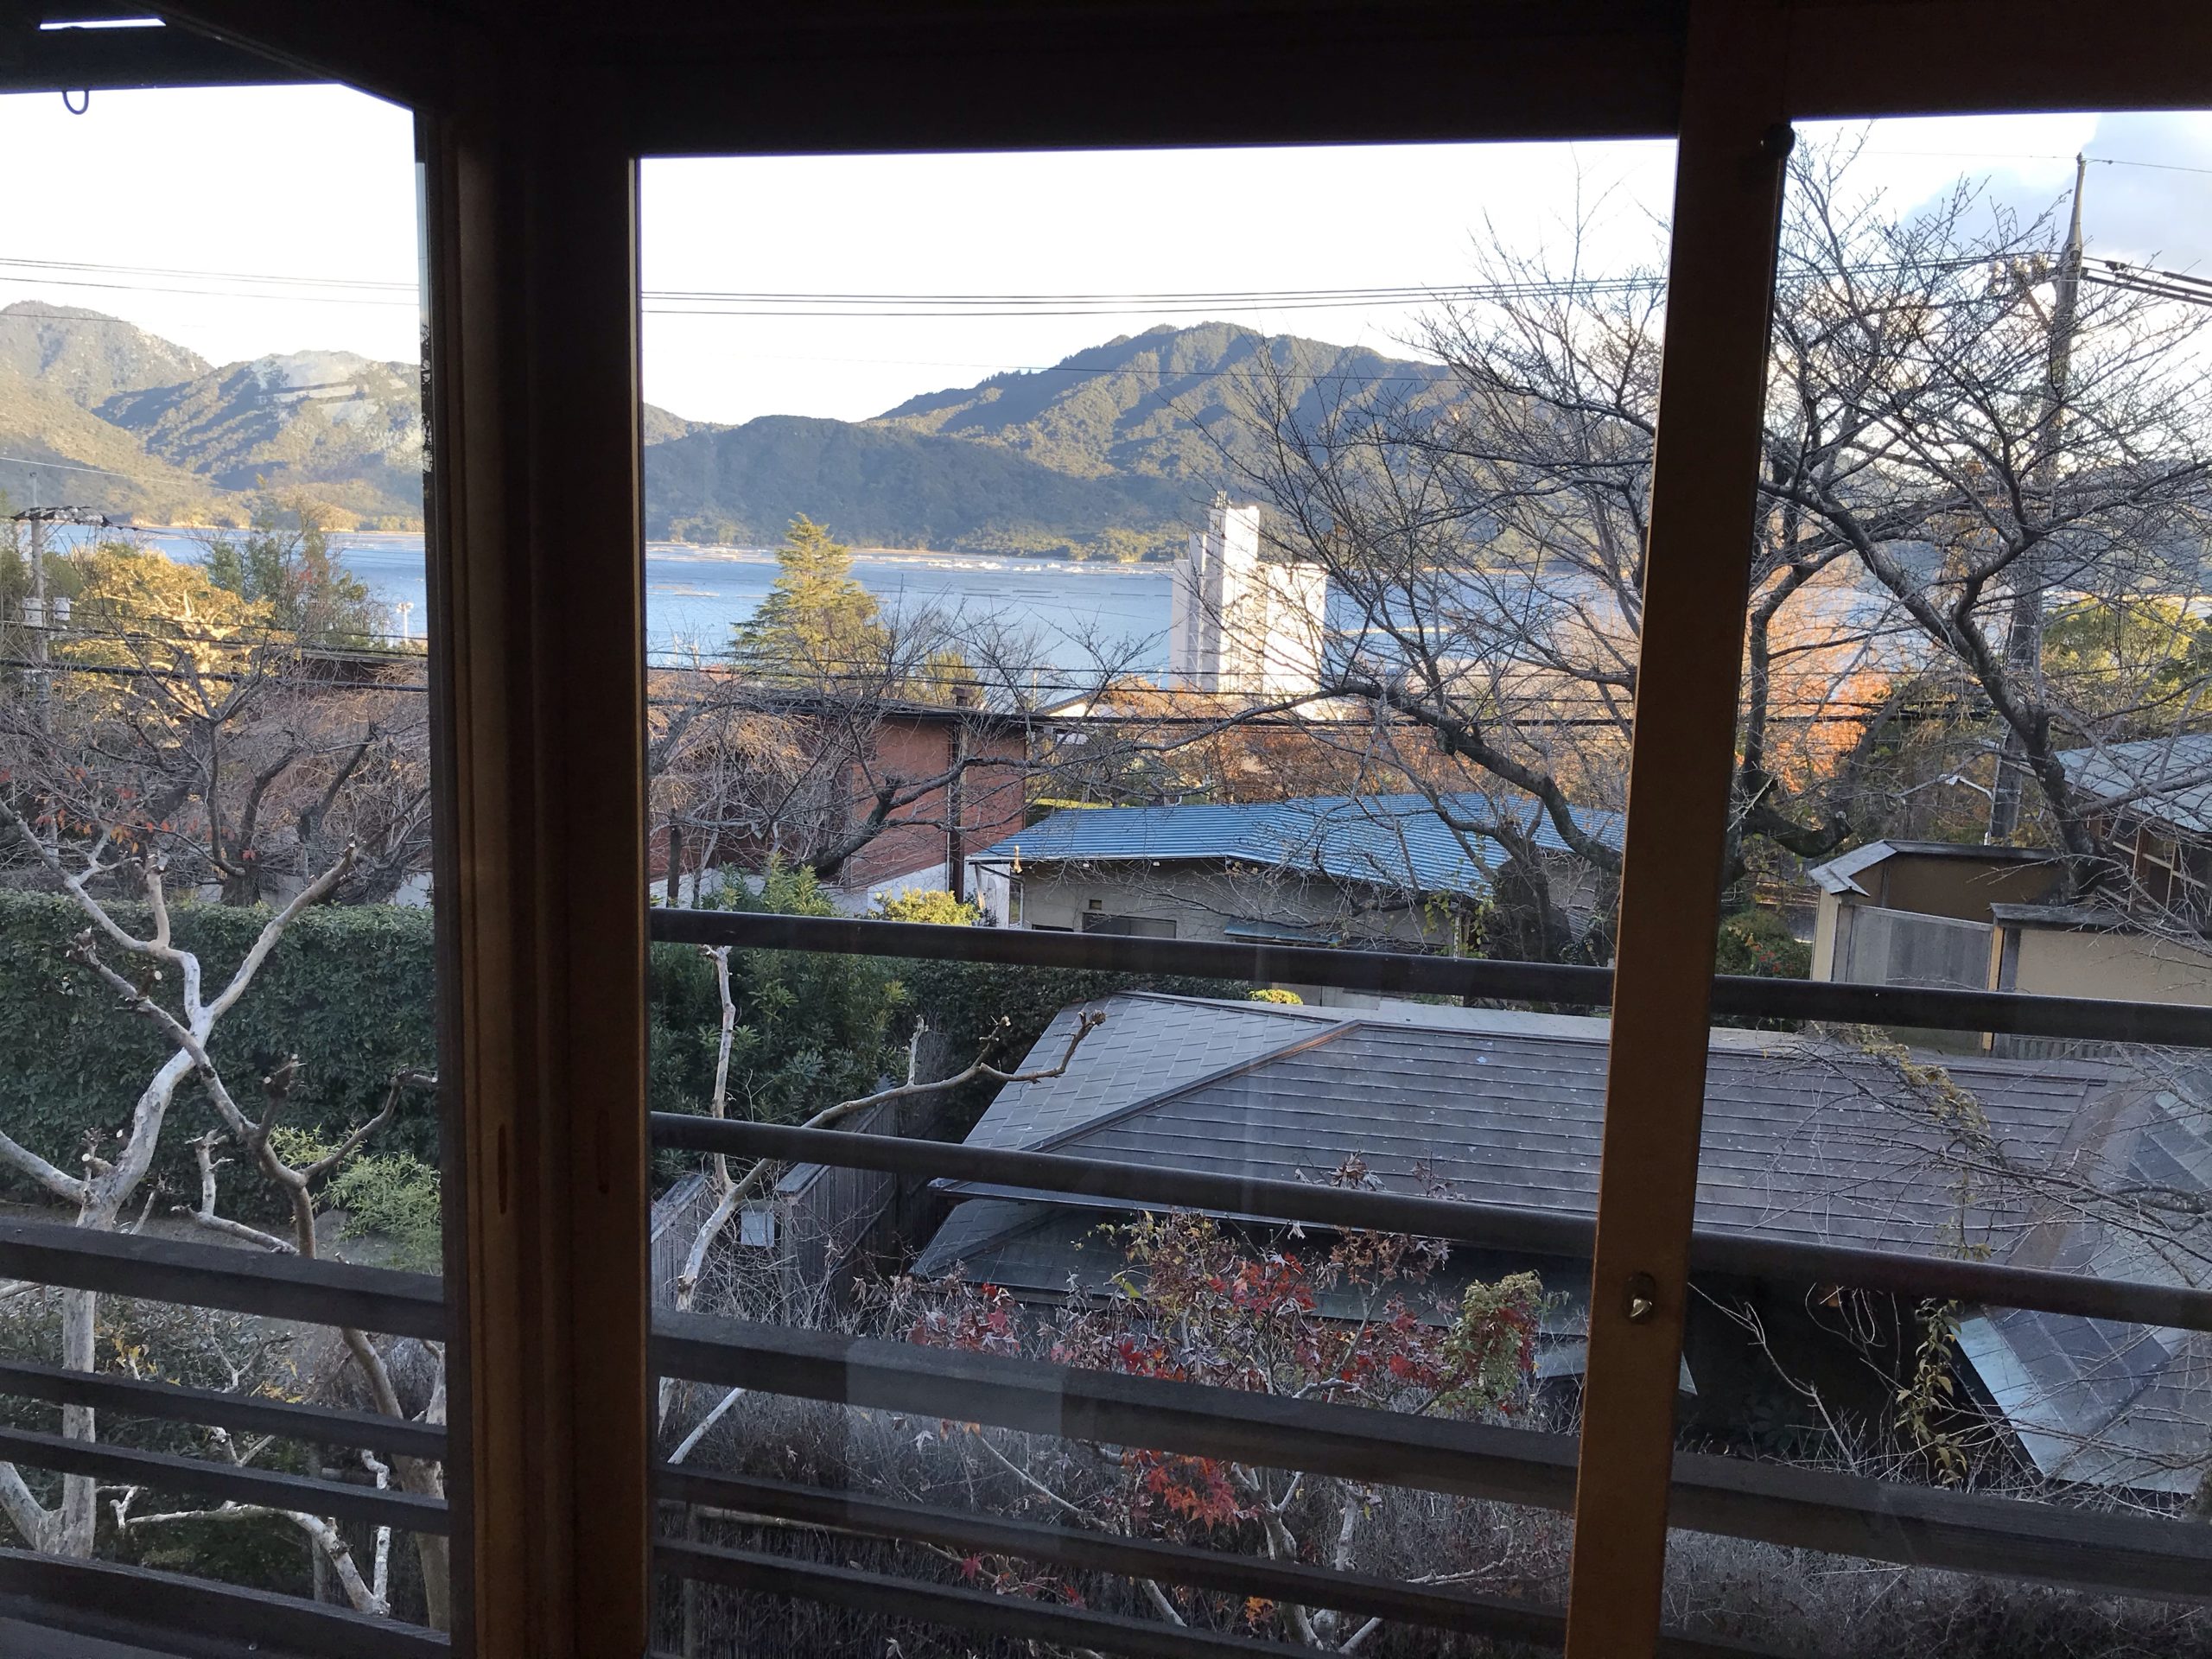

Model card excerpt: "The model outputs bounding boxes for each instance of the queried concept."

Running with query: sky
[3,80,2211,426]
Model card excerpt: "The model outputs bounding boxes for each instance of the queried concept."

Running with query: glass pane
[0,85,450,1637]
[1669,111,2212,1650]
[639,138,1680,1654]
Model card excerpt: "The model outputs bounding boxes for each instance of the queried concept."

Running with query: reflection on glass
[1665,115,2212,1654]
[0,85,445,1631]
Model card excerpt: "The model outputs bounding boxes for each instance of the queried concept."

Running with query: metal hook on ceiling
[61,89,91,115]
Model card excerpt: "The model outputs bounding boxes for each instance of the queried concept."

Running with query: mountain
[872,321,1444,484]
[645,322,1446,552]
[0,302,211,410]
[0,367,219,523]
[99,351,426,524]
[644,414,1200,552]
[0,307,1444,550]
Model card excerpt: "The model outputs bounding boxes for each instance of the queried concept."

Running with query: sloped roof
[926,993,2212,1494]
[1957,1069,2212,1495]
[2060,733,2212,836]
[969,792,1624,903]
[1808,838,2052,898]
[950,995,2111,1256]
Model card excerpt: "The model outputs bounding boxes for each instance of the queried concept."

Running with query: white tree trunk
[54,1286,97,1556]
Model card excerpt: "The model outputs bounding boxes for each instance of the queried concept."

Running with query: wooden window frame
[32,3,2212,1652]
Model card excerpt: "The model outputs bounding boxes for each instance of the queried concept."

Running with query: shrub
[871,888,978,926]
[648,862,904,1127]
[1715,907,1812,979]
[0,890,439,1209]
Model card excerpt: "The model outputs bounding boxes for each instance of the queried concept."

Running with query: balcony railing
[0,1221,448,1659]
[636,908,2212,1657]
[2,909,2204,1656]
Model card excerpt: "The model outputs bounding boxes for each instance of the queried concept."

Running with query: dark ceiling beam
[593,0,1691,154]
[149,1,488,109]
[1781,0,2212,119]
[0,7,302,90]
[19,0,2206,142]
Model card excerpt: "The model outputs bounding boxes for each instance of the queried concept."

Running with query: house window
[1080,912,1177,939]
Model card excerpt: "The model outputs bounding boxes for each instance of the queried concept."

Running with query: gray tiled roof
[930,993,2212,1493]
[961,999,2104,1256]
[1955,1073,2212,1495]
[965,996,1315,1152]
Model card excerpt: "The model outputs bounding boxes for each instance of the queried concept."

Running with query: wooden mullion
[1562,3,1796,1655]
[419,78,651,1659]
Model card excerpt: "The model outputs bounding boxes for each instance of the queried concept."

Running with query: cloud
[1920,111,2212,274]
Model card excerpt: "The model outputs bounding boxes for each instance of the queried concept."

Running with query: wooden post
[419,86,651,1659]
[1562,4,1791,1654]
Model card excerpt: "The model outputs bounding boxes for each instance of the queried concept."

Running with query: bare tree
[0,797,354,1560]
[1218,135,2212,951]
[0,543,432,906]
[0,795,448,1627]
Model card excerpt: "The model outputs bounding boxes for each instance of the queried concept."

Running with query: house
[2061,733,2212,926]
[962,791,1621,959]
[654,692,1031,911]
[914,992,2212,1495]
[1808,833,2212,1024]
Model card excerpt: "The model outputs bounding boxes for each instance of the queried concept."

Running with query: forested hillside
[0,304,1443,550]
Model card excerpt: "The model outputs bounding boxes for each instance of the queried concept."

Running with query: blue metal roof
[972,792,1623,902]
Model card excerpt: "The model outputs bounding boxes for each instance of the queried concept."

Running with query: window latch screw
[1624,1272,1658,1324]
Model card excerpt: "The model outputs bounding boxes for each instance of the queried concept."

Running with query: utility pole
[1987,153,2087,842]
[10,495,111,736]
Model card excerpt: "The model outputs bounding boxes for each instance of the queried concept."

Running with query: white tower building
[1168,500,1328,698]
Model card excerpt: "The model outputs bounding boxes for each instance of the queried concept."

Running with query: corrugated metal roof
[1955,1069,2212,1496]
[2060,733,2212,836]
[970,792,1624,902]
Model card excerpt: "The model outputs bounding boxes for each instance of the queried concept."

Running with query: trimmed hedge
[0,890,441,1207]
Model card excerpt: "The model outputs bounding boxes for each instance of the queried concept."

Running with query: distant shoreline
[127,528,1167,567]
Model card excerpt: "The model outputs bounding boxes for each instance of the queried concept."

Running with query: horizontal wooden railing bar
[658,1535,1313,1658]
[0,1357,447,1462]
[648,1116,2212,1336]
[651,1315,2212,1602]
[0,1218,446,1340]
[0,1548,447,1658]
[652,1465,1783,1658]
[0,1424,448,1535]
[647,909,2212,1048]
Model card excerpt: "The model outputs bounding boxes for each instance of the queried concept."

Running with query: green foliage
[872,888,978,926]
[0,890,437,1212]
[269,1123,442,1271]
[1439,1270,1548,1415]
[730,516,885,672]
[1246,987,1304,1005]
[200,499,383,645]
[1896,1298,1971,1485]
[2043,596,2212,735]
[1714,907,1811,979]
[0,493,21,620]
[648,861,905,1127]
[328,1151,442,1271]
